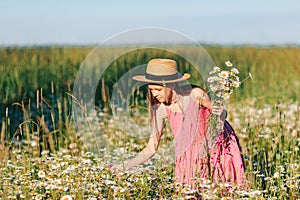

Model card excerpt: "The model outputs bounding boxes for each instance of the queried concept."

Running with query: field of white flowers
[0,98,299,199]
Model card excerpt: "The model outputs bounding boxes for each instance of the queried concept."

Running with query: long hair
[147,85,162,134]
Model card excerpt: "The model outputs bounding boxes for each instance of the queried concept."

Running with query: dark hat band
[145,72,182,82]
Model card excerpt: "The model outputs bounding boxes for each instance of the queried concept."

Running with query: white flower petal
[225,61,233,67]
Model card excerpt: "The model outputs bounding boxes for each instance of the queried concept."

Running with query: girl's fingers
[212,104,223,115]
[110,164,124,172]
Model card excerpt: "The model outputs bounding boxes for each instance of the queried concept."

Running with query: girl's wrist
[220,109,227,121]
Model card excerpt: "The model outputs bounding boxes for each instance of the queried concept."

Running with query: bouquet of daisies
[207,61,241,101]
[206,61,251,145]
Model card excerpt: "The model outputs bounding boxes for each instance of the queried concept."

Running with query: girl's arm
[114,104,166,170]
[191,87,227,121]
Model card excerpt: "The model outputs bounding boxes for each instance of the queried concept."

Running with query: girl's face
[148,84,173,103]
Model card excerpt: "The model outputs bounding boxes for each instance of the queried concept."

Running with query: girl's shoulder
[191,85,206,95]
[175,84,209,104]
[184,85,207,100]
[187,85,212,109]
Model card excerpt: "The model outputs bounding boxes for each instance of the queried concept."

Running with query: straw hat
[133,58,191,83]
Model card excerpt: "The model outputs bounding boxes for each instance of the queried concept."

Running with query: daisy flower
[61,195,73,200]
[219,78,227,85]
[207,77,215,83]
[38,170,46,178]
[35,194,43,200]
[213,66,221,71]
[225,61,233,67]
[218,71,229,79]
[232,81,240,88]
[231,67,239,74]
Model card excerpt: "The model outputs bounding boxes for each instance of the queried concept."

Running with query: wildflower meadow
[0,46,299,199]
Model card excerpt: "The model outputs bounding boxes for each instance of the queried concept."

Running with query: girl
[114,58,247,189]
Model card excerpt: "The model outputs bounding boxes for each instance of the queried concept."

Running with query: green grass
[1,46,299,105]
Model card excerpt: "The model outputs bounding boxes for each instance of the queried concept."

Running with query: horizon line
[1,42,300,48]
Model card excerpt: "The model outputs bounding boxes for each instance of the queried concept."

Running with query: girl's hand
[109,163,125,172]
[212,100,227,121]
[212,100,224,116]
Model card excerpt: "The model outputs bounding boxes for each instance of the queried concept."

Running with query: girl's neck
[164,90,180,106]
[171,90,179,104]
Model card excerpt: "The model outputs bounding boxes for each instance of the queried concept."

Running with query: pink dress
[164,95,247,189]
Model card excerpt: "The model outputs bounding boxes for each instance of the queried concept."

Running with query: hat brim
[132,73,191,83]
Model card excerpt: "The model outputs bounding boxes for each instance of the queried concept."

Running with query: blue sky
[1,0,299,46]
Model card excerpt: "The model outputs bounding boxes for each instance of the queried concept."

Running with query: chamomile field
[0,46,299,199]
